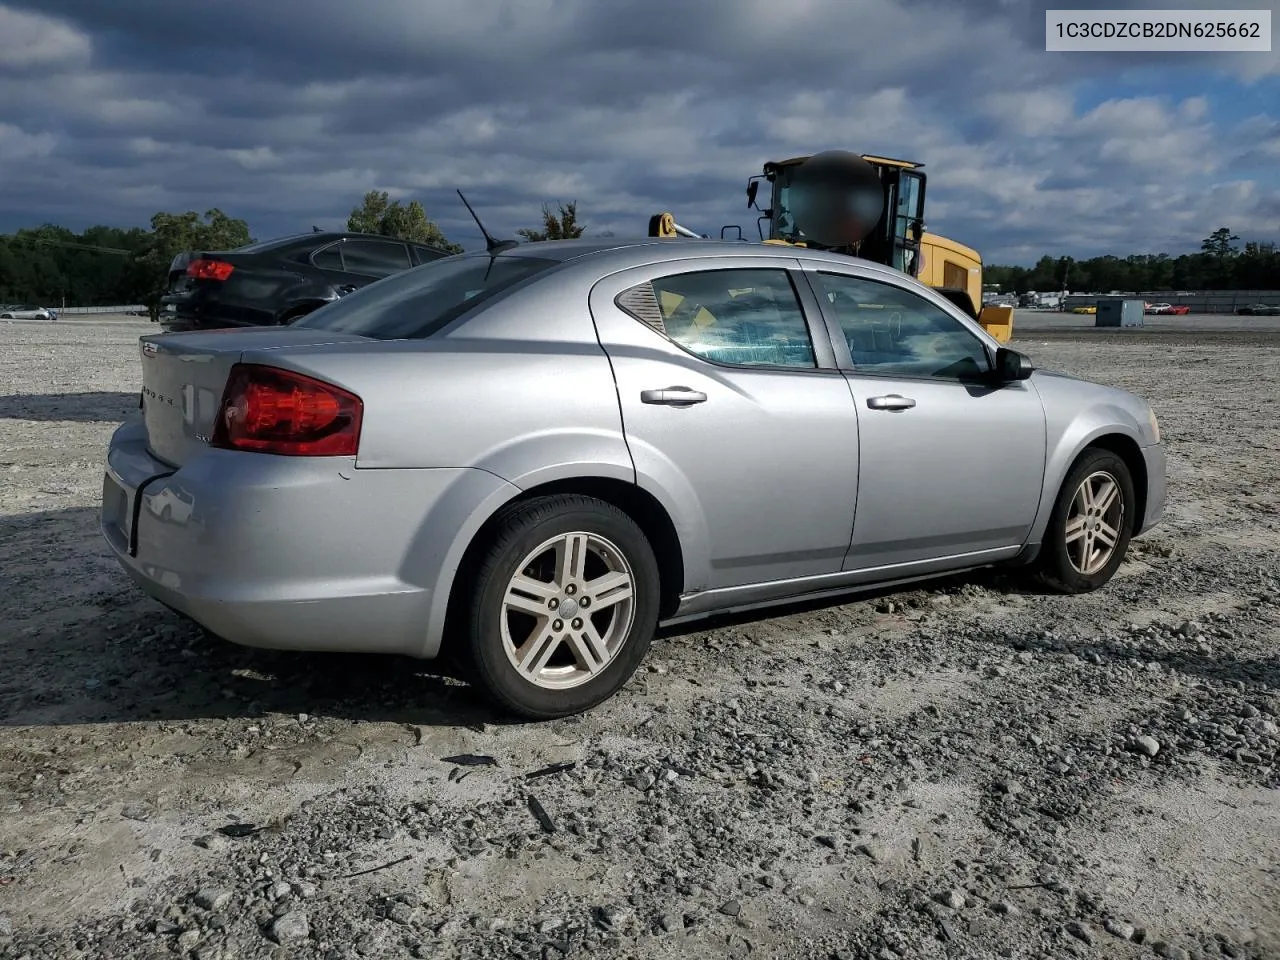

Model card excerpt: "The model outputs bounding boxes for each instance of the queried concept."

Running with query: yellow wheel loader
[647,150,1013,343]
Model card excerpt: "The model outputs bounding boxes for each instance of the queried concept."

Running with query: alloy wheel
[500,531,637,690]
[1064,470,1125,575]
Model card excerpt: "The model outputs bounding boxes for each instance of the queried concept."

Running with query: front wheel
[462,495,660,719]
[1036,448,1136,593]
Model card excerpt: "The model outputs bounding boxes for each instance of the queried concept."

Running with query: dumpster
[1095,298,1144,328]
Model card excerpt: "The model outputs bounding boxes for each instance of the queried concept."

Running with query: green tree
[1020,255,1059,291]
[517,201,584,242]
[1236,241,1280,288]
[1201,227,1239,258]
[0,223,153,307]
[136,209,253,318]
[347,190,462,253]
[2,214,1276,309]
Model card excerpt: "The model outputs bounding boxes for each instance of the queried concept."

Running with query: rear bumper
[159,293,258,332]
[1136,442,1166,536]
[101,419,519,658]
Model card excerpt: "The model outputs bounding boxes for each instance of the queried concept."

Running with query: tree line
[2,200,1274,309]
[0,192,587,309]
[984,228,1280,294]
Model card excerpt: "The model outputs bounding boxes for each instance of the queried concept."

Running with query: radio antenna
[457,190,518,254]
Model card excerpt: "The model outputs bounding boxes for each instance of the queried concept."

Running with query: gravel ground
[1,316,1278,960]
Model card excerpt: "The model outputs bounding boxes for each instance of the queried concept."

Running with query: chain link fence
[53,305,147,315]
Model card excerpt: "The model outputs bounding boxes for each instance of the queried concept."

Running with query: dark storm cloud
[0,0,1275,263]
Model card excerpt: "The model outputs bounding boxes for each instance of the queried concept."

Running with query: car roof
[235,231,447,253]
[493,236,919,282]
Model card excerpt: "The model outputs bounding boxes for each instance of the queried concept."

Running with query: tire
[1036,448,1136,594]
[461,494,660,720]
[277,306,315,325]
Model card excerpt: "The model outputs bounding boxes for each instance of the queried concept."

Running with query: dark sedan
[1236,303,1280,316]
[159,231,452,331]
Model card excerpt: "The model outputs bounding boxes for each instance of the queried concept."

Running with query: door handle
[866,394,916,410]
[641,386,708,407]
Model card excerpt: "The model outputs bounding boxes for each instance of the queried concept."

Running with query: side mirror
[746,180,759,209]
[995,347,1033,382]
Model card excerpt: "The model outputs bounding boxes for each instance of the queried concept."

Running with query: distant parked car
[103,238,1167,718]
[1164,305,1190,315]
[1144,302,1171,314]
[1237,303,1280,316]
[0,304,54,320]
[158,231,453,332]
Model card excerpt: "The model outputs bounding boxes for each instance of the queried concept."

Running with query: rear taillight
[211,364,362,457]
[186,259,235,281]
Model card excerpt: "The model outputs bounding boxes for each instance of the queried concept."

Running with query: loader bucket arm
[648,213,678,238]
[647,212,702,239]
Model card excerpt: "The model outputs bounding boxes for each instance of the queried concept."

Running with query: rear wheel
[1036,448,1135,593]
[276,305,316,325]
[462,495,660,719]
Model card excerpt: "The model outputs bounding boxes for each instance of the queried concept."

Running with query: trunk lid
[165,250,194,293]
[139,328,370,465]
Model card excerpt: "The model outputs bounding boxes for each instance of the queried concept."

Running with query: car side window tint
[341,240,412,278]
[615,268,816,368]
[311,242,343,271]
[411,244,448,265]
[812,271,990,379]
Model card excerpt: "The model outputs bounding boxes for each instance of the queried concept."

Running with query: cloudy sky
[0,0,1276,265]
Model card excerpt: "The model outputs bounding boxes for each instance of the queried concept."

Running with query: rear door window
[615,268,817,368]
[341,239,413,278]
[310,242,344,271]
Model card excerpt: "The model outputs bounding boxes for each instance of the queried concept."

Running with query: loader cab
[749,154,927,277]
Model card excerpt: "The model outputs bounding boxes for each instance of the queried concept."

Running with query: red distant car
[1165,305,1190,315]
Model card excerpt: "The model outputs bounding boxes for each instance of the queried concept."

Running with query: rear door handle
[641,386,708,407]
[866,394,916,410]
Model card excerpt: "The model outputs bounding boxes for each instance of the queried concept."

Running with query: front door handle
[641,386,708,407]
[866,394,916,411]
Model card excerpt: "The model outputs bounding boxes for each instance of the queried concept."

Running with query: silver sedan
[0,304,54,320]
[101,239,1165,718]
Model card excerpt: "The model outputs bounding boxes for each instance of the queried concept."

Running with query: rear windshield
[292,254,559,339]
[231,236,302,253]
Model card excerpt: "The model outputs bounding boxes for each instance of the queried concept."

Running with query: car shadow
[0,392,140,422]
[986,627,1280,692]
[0,506,516,730]
[0,505,1068,731]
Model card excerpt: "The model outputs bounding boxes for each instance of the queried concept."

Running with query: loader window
[813,272,989,380]
[616,268,816,368]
